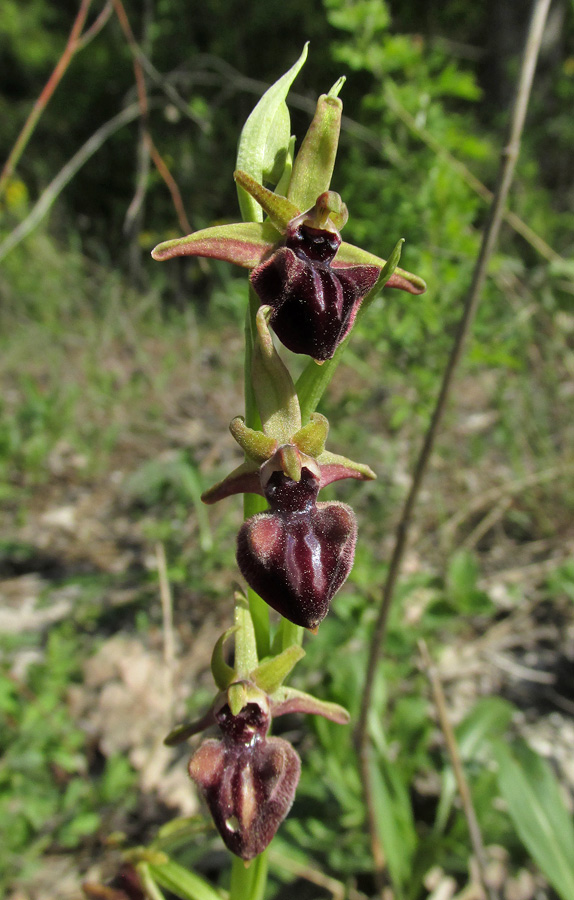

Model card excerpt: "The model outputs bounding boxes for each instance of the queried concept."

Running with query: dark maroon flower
[250,216,380,361]
[236,466,357,629]
[188,699,300,861]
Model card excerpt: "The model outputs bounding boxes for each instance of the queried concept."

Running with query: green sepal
[287,91,343,211]
[236,44,308,222]
[200,460,261,505]
[151,221,273,267]
[292,412,329,457]
[271,686,351,724]
[251,644,305,695]
[316,449,376,482]
[335,239,427,295]
[210,626,237,690]
[234,170,300,232]
[163,708,217,747]
[234,591,259,677]
[252,306,301,442]
[229,416,278,463]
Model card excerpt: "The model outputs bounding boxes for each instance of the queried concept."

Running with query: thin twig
[0,0,94,198]
[460,498,512,551]
[76,0,113,49]
[355,0,552,884]
[419,640,496,900]
[111,0,192,234]
[0,102,145,262]
[155,542,176,725]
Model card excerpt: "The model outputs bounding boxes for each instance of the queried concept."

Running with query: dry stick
[355,0,552,887]
[0,0,94,198]
[76,0,113,50]
[156,542,176,725]
[418,640,496,900]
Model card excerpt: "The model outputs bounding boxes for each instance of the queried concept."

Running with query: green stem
[244,287,270,659]
[230,850,268,900]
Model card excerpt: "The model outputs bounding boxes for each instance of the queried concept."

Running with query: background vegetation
[1,1,574,898]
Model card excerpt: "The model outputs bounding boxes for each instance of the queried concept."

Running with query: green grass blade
[369,754,417,897]
[148,859,225,900]
[435,697,514,833]
[493,739,574,900]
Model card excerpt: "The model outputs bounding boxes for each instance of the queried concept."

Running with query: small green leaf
[236,44,308,222]
[494,739,574,900]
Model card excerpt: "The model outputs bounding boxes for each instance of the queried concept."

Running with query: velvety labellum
[236,468,357,629]
[188,702,300,860]
[251,222,379,360]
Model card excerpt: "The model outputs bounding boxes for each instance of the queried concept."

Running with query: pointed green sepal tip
[211,626,238,690]
[252,644,305,695]
[287,91,343,212]
[292,412,329,457]
[316,449,376,485]
[328,76,346,98]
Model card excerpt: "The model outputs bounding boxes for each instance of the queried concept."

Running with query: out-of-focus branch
[0,103,143,262]
[111,0,191,234]
[0,0,95,199]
